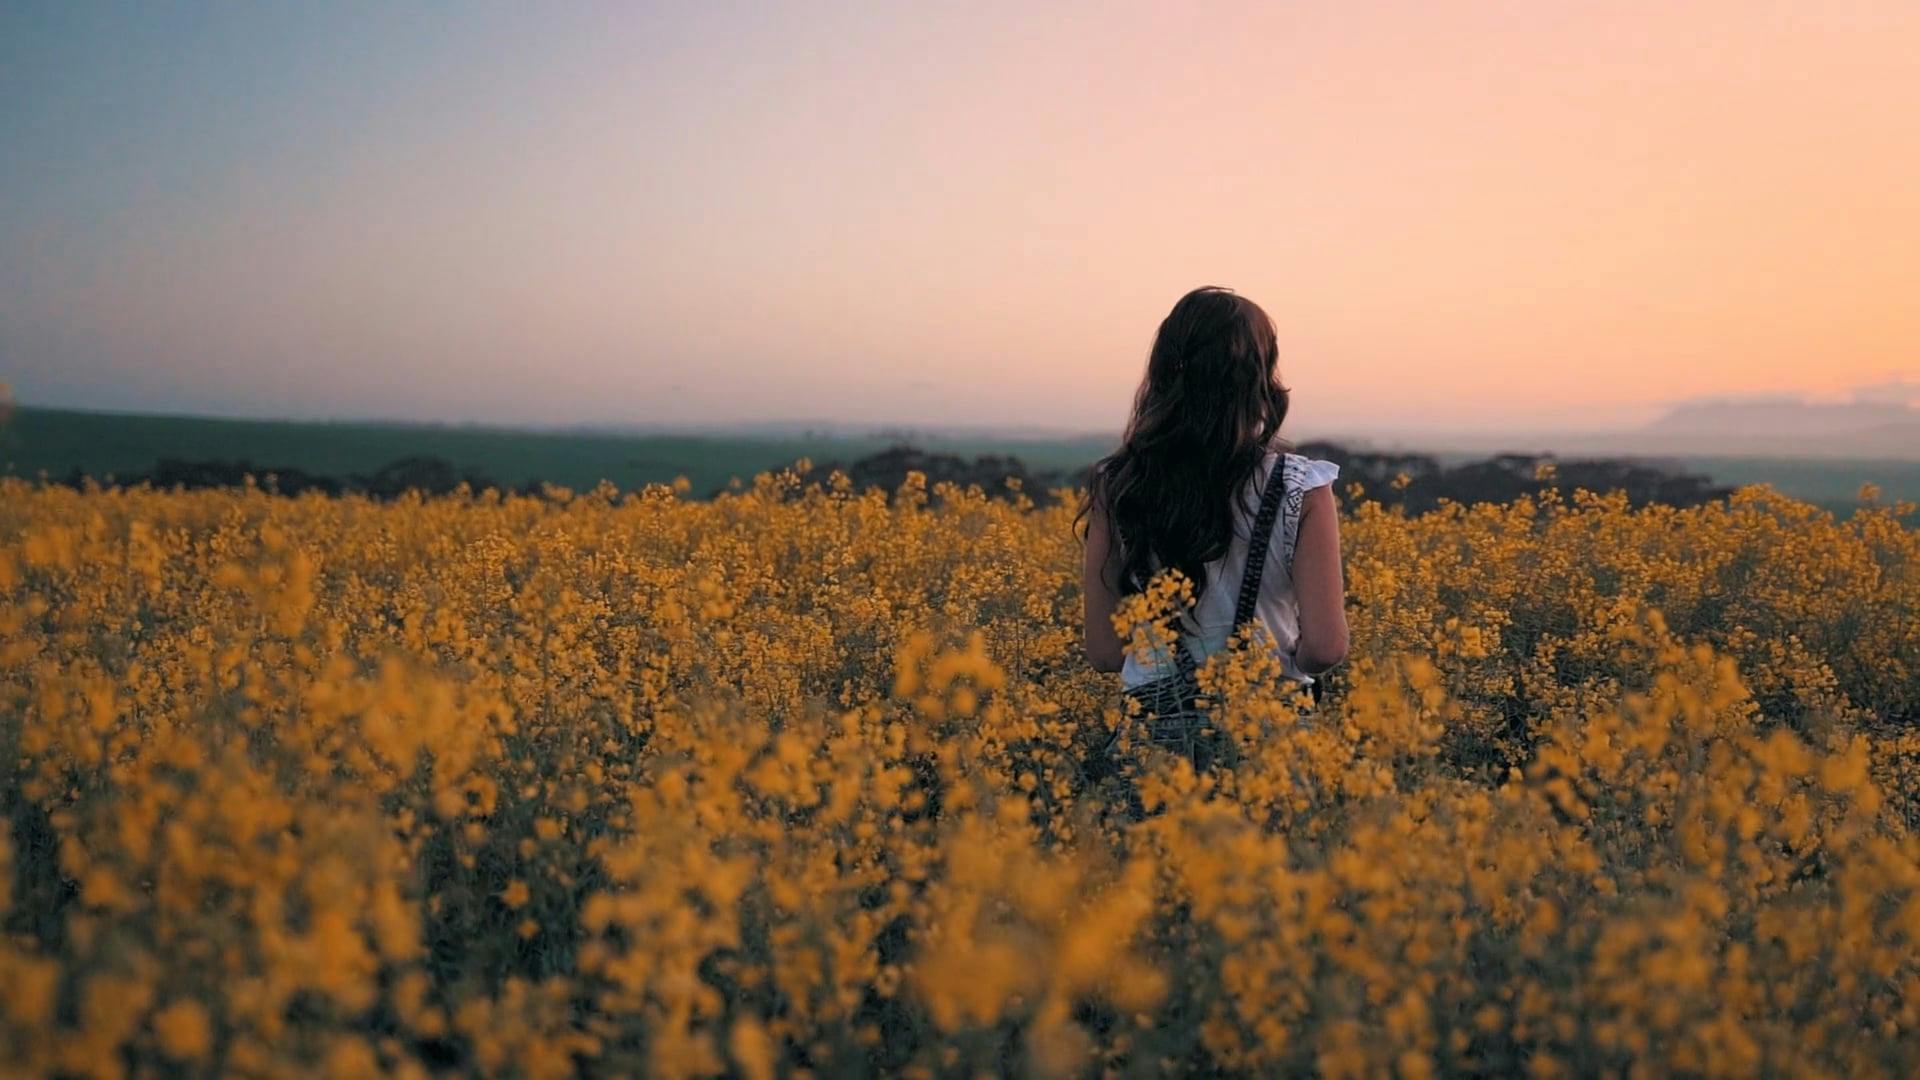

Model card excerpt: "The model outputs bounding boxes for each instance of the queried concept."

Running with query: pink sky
[4,1,1916,435]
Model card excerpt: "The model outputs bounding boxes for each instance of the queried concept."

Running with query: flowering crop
[2,467,1917,1077]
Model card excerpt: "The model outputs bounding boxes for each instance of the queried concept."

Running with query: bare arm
[1291,484,1349,673]
[1081,498,1126,673]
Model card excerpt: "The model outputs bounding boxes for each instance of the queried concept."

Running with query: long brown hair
[1076,286,1292,603]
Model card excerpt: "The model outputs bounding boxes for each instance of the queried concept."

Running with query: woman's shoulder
[1277,448,1341,492]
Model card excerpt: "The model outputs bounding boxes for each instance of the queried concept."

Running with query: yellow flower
[153,999,213,1060]
[729,1017,776,1080]
[2,453,1916,1077]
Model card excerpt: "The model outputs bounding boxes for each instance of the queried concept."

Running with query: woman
[1076,286,1349,760]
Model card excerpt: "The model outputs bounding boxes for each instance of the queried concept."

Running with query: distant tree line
[790,446,1061,503]
[797,441,1731,511]
[1289,439,1731,512]
[50,456,518,499]
[48,441,1731,510]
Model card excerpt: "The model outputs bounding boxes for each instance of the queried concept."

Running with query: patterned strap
[1231,454,1290,632]
[1280,457,1312,575]
[1168,453,1290,670]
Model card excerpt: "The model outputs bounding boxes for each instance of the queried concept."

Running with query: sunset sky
[3,1,1917,437]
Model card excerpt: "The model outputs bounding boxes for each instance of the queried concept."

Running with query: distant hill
[1381,395,1920,462]
[1635,398,1920,458]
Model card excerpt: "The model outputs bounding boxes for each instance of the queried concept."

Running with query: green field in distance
[6,406,1916,515]
[0,407,1112,497]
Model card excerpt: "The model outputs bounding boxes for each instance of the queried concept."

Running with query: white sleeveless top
[1118,450,1341,689]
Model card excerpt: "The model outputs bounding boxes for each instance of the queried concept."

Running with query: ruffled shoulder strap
[1279,454,1341,572]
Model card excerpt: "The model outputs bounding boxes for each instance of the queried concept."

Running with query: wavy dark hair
[1075,286,1291,605]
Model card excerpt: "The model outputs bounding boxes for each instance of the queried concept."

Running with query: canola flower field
[3,465,1919,1078]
